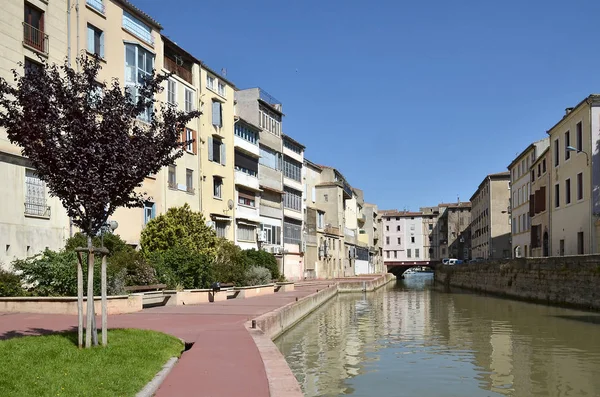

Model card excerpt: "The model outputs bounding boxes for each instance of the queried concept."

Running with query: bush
[212,239,248,286]
[0,269,24,297]
[244,266,272,287]
[146,246,213,289]
[140,204,217,256]
[12,249,126,296]
[109,250,158,287]
[65,232,133,256]
[244,249,280,280]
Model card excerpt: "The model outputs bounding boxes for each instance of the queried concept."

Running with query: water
[275,274,600,397]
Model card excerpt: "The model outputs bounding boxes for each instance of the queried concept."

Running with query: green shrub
[244,266,272,286]
[146,246,213,289]
[65,232,133,256]
[244,249,280,280]
[109,250,158,286]
[0,269,24,297]
[212,239,248,286]
[12,249,125,296]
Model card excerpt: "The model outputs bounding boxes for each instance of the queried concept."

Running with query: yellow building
[0,0,71,267]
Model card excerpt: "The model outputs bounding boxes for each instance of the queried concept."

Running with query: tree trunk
[85,235,96,348]
[76,252,84,349]
[101,254,107,346]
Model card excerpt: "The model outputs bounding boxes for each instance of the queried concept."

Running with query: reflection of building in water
[382,284,432,340]
[489,327,514,395]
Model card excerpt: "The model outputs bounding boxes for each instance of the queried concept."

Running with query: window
[87,24,104,58]
[259,146,280,170]
[211,101,222,127]
[554,139,559,167]
[284,139,302,154]
[184,88,193,112]
[396,217,400,221]
[217,81,226,97]
[237,224,256,242]
[531,169,535,182]
[284,219,302,245]
[396,225,400,231]
[208,136,225,165]
[411,236,415,243]
[238,189,256,207]
[186,169,193,193]
[283,187,302,211]
[555,183,560,208]
[386,225,389,231]
[512,217,517,234]
[577,172,583,200]
[538,164,541,177]
[185,128,195,153]
[122,11,153,44]
[215,221,227,238]
[386,236,390,245]
[565,178,571,205]
[213,176,222,198]
[235,123,258,144]
[397,237,401,244]
[386,251,390,259]
[144,201,155,224]
[317,211,325,229]
[442,248,446,255]
[168,165,176,188]
[259,106,281,136]
[428,224,433,230]
[578,232,584,255]
[24,4,45,53]
[394,251,397,258]
[125,44,154,122]
[283,156,302,181]
[565,131,571,160]
[577,122,583,151]
[407,249,411,258]
[542,158,546,173]
[261,224,281,245]
[24,58,42,76]
[234,151,258,178]
[24,169,48,217]
[415,249,420,258]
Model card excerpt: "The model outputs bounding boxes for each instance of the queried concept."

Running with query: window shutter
[208,136,213,161]
[220,142,226,165]
[151,203,156,219]
[312,187,316,202]
[99,33,105,58]
[529,194,535,216]
[87,26,94,53]
[192,130,197,155]
[212,102,221,126]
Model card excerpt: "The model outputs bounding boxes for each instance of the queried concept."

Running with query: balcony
[357,213,366,224]
[23,23,48,54]
[24,202,50,218]
[164,57,193,85]
[235,170,260,191]
[342,181,353,199]
[234,135,260,157]
[86,0,105,14]
[324,224,341,236]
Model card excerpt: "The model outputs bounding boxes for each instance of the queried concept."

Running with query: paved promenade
[0,281,339,397]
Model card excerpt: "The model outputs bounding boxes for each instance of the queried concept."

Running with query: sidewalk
[0,282,335,397]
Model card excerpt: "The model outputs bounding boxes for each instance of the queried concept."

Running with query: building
[232,116,261,250]
[353,189,371,275]
[438,202,472,260]
[529,147,550,257]
[382,211,427,265]
[0,0,72,267]
[281,134,305,280]
[363,202,382,274]
[470,172,511,260]
[547,96,600,256]
[420,206,441,261]
[507,138,549,258]
[303,159,324,278]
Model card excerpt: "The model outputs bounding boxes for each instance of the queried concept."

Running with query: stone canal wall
[435,255,600,311]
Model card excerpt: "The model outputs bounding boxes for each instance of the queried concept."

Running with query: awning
[236,218,260,226]
[211,214,231,221]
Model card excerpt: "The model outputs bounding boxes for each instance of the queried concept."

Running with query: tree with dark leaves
[0,55,200,347]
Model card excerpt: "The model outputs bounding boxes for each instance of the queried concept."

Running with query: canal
[275,274,600,397]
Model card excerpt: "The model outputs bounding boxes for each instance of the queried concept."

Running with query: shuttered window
[212,101,222,127]
[208,136,225,165]
[235,151,258,176]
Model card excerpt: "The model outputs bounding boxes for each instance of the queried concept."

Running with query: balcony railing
[324,225,340,236]
[24,202,50,218]
[86,0,105,13]
[164,57,193,84]
[23,22,48,54]
[342,181,353,199]
[258,88,281,108]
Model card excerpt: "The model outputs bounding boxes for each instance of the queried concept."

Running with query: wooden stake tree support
[75,246,110,348]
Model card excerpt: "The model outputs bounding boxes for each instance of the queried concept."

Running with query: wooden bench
[125,284,168,307]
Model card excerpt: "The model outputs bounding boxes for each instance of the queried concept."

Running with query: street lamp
[567,146,589,165]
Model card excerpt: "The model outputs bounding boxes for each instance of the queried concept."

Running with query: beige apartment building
[507,138,549,258]
[420,206,441,261]
[470,172,511,260]
[547,96,600,255]
[438,202,471,260]
[0,0,71,267]
[529,147,550,257]
[363,202,382,274]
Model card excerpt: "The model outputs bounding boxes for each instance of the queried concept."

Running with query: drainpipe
[589,105,594,254]
[67,0,71,65]
[75,1,80,70]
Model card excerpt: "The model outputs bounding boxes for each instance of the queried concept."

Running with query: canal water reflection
[275,275,600,397]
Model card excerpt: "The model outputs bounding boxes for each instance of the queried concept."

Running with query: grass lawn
[0,328,184,397]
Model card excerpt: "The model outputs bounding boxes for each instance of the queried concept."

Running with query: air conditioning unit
[257,230,267,242]
[206,221,216,230]
[273,246,282,255]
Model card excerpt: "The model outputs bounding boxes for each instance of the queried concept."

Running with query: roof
[438,202,471,208]
[381,211,424,218]
[506,138,548,170]
[202,63,237,89]
[116,0,162,30]
[282,134,306,149]
[304,158,323,170]
[546,94,600,135]
[470,172,511,201]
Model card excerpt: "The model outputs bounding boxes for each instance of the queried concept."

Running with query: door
[543,232,549,257]
[577,232,584,255]
[559,239,565,256]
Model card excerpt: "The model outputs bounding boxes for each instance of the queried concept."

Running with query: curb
[136,356,179,397]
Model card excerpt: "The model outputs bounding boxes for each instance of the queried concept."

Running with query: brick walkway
[0,282,336,397]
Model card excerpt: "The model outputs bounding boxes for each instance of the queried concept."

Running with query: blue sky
[133,0,600,211]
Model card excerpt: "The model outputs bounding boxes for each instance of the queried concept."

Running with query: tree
[0,55,200,347]
[244,249,280,280]
[140,204,217,256]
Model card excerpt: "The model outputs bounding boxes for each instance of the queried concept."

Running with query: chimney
[565,107,574,115]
